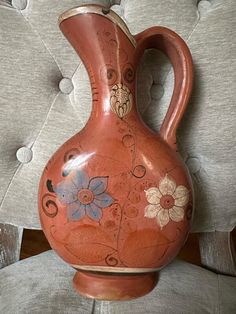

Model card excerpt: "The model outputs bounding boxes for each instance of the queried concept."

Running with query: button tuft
[186,156,201,174]
[59,77,74,95]
[16,147,33,164]
[12,0,27,10]
[150,84,164,100]
[197,0,211,16]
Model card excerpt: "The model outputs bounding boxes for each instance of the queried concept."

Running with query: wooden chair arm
[0,223,23,269]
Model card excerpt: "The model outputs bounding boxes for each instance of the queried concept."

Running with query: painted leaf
[89,176,108,195]
[119,229,170,267]
[65,243,114,263]
[65,225,115,263]
[67,225,114,245]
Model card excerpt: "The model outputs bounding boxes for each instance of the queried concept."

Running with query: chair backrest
[0,0,235,274]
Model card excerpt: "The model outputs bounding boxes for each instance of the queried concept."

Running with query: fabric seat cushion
[0,250,236,314]
[0,250,94,314]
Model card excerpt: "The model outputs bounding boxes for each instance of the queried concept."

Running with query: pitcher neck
[59,5,138,116]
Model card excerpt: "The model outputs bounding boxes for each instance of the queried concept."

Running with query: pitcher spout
[59,4,138,117]
[59,5,136,76]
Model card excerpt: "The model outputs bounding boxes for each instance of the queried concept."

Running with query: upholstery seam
[0,41,84,212]
[22,13,86,141]
[0,76,83,214]
[0,163,23,210]
[19,11,62,73]
[186,11,200,43]
[0,9,62,212]
[0,92,60,212]
[30,92,60,150]
[32,61,85,140]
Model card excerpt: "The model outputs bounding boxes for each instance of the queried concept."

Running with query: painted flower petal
[159,175,176,196]
[144,204,161,218]
[144,187,162,205]
[86,203,103,221]
[67,201,86,221]
[89,176,108,195]
[157,209,170,229]
[93,193,113,208]
[169,206,185,222]
[173,185,189,207]
[72,170,89,190]
[55,181,78,205]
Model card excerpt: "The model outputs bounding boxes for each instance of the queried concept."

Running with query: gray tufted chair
[0,0,236,313]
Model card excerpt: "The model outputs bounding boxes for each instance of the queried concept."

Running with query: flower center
[78,189,94,205]
[160,195,175,209]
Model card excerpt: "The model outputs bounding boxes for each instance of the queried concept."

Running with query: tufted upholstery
[0,2,236,230]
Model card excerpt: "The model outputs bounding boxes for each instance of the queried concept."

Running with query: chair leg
[199,231,236,276]
[0,223,23,269]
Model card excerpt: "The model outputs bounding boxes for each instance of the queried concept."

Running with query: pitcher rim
[58,4,136,47]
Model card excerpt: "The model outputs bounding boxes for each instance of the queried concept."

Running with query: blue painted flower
[54,170,113,221]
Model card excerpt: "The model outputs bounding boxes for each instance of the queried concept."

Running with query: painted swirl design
[42,194,58,218]
[123,63,135,83]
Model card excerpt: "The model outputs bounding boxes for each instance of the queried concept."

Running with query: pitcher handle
[134,27,193,149]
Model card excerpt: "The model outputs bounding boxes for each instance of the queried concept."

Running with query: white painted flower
[144,175,189,229]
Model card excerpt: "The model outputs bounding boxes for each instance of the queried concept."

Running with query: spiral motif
[100,65,117,86]
[105,254,119,266]
[42,194,58,218]
[123,63,135,83]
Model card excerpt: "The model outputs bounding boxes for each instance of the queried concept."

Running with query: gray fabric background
[1,250,236,314]
[0,251,236,314]
[0,1,235,231]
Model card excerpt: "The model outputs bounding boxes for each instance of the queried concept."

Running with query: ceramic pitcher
[38,4,194,300]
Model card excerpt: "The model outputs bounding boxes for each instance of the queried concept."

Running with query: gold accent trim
[58,4,136,47]
[71,264,160,273]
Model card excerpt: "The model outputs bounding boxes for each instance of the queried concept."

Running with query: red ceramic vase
[38,4,194,301]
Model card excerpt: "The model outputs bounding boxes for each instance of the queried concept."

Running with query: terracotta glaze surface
[38,4,194,300]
